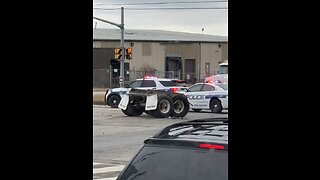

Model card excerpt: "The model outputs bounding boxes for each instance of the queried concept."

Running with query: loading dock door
[185,59,196,83]
[166,56,182,79]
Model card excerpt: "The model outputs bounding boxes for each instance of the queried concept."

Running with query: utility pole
[119,7,124,88]
[93,7,125,88]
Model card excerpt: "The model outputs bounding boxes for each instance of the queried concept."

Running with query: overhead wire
[94,7,228,11]
[94,0,228,6]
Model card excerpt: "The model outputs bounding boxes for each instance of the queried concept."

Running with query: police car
[105,76,188,108]
[182,81,228,113]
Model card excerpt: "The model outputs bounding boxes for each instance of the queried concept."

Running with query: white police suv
[182,82,228,113]
[105,76,188,108]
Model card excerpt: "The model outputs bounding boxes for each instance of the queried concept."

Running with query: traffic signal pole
[93,7,125,88]
[120,7,124,88]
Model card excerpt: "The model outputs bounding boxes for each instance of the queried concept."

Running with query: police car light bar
[143,76,158,79]
[205,76,223,84]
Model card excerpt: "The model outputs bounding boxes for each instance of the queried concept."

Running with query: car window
[159,81,175,87]
[216,83,228,90]
[201,84,215,91]
[141,80,156,87]
[118,145,228,180]
[187,84,203,92]
[128,80,142,88]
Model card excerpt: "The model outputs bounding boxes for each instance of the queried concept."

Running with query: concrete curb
[93,91,106,105]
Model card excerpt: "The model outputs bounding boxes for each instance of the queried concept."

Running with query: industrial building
[93,28,228,88]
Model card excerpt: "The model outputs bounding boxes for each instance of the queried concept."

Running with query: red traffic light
[125,47,132,59]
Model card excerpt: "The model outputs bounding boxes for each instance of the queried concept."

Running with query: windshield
[128,80,142,88]
[218,65,228,74]
[118,145,228,180]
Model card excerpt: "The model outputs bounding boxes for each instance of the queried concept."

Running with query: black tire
[122,103,144,116]
[210,98,223,113]
[149,95,173,118]
[108,95,121,108]
[171,95,189,118]
[192,109,202,112]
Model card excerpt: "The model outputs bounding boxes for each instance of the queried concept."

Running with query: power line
[94,7,228,11]
[127,7,228,10]
[94,0,228,6]
[94,8,119,11]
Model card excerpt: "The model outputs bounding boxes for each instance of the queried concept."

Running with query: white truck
[213,60,228,84]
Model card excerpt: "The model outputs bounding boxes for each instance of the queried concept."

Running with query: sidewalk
[93,88,108,105]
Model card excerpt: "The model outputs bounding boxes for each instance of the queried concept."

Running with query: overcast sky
[93,0,228,36]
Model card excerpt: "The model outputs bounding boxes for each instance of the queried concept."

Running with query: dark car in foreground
[117,118,228,180]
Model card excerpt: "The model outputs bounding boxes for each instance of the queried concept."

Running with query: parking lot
[93,104,228,179]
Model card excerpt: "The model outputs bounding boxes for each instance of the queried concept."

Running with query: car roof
[146,118,228,146]
[192,82,221,87]
[136,77,172,81]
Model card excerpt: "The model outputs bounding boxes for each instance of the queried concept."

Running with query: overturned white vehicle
[118,89,190,118]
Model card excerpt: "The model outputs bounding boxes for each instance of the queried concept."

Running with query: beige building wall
[221,43,228,61]
[93,41,120,48]
[93,40,225,77]
[93,41,165,72]
[129,42,165,72]
[200,43,223,78]
[164,43,200,74]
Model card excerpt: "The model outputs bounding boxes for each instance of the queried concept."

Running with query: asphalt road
[93,104,228,179]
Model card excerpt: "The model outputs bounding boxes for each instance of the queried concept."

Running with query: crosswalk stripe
[93,165,125,174]
[93,177,117,180]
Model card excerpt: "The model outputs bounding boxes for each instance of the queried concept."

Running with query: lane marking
[93,165,125,174]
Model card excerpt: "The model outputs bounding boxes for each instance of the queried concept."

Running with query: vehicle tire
[171,94,189,118]
[108,95,121,108]
[210,98,223,113]
[149,95,173,118]
[122,103,144,116]
[192,109,202,112]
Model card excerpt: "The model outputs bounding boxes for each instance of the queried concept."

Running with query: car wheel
[171,94,189,118]
[149,95,173,118]
[122,103,144,116]
[210,98,223,113]
[108,95,121,108]
[192,109,202,112]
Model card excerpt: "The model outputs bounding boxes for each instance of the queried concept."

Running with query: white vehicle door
[214,84,228,109]
[184,84,209,109]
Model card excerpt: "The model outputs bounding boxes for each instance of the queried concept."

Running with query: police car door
[185,84,208,109]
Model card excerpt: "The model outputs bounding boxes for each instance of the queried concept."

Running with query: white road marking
[93,165,125,174]
[93,177,117,180]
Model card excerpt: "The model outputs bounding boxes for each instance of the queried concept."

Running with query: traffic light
[125,47,132,60]
[114,48,122,60]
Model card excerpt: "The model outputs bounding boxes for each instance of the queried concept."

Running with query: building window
[142,42,151,56]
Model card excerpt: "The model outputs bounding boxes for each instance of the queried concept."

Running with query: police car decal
[205,94,227,99]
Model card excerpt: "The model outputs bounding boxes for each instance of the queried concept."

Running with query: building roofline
[93,28,228,43]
